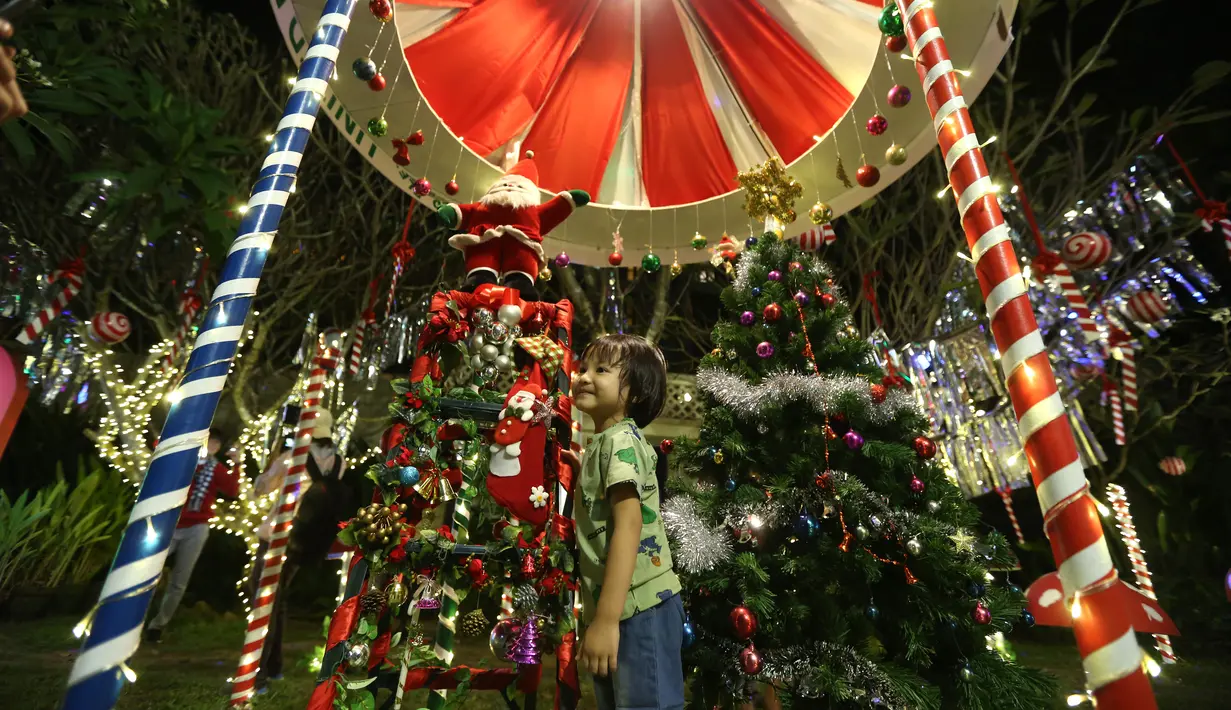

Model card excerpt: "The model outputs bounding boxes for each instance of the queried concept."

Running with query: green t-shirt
[575,419,681,626]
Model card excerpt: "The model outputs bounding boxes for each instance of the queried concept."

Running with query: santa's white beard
[480,184,541,210]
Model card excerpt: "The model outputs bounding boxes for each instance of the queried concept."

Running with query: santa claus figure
[439,152,590,301]
[488,380,550,526]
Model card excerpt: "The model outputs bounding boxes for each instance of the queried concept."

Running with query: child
[568,334,684,710]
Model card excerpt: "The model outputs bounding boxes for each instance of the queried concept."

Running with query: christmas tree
[668,234,1056,709]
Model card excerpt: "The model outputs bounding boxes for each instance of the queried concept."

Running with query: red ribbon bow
[1196,199,1228,224]
[1030,250,1063,279]
[861,272,883,327]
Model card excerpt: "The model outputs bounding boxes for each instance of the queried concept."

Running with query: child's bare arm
[595,483,642,623]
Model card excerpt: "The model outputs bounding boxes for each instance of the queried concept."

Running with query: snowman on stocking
[487,335,565,528]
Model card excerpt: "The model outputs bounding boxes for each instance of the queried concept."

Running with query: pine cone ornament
[512,582,540,612]
[460,609,489,638]
[359,589,387,616]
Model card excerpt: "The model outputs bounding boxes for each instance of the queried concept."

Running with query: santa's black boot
[462,269,499,293]
[502,272,539,302]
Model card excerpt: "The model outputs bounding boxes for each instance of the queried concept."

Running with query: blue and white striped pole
[62,2,357,708]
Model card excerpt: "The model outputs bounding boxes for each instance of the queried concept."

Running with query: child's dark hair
[208,428,225,445]
[580,334,667,429]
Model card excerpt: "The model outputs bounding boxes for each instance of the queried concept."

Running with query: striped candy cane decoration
[997,486,1026,545]
[1201,217,1231,260]
[1052,262,1100,343]
[348,310,375,377]
[1121,346,1137,412]
[893,1,1156,707]
[61,4,355,709]
[16,265,84,345]
[1108,384,1126,446]
[165,293,202,368]
[229,347,335,706]
[1106,484,1175,663]
[230,347,332,698]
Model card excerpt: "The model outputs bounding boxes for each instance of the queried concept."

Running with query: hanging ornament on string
[886,144,908,166]
[670,251,682,278]
[368,73,386,92]
[369,0,393,21]
[87,311,131,345]
[1158,456,1186,476]
[691,231,708,250]
[878,4,905,37]
[1127,289,1168,324]
[856,160,881,188]
[1060,231,1112,270]
[352,57,377,81]
[553,252,570,268]
[641,251,661,273]
[887,84,912,108]
[885,35,907,53]
[391,138,411,167]
[809,202,833,225]
[609,229,624,266]
[367,116,388,138]
[412,178,432,197]
[445,178,460,196]
[866,114,888,136]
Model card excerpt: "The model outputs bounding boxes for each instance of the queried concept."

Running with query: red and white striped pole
[1052,263,1100,343]
[16,262,85,346]
[165,293,203,367]
[228,341,337,706]
[893,1,1156,706]
[997,486,1026,545]
[1106,484,1175,663]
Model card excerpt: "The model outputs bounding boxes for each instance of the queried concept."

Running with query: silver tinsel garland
[696,366,922,424]
[662,496,733,575]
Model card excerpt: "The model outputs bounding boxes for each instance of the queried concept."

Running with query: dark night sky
[200,1,1231,194]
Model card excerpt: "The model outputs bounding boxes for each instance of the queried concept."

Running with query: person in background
[250,408,352,689]
[144,429,238,643]
[0,18,28,125]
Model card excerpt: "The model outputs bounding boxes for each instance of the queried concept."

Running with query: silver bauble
[497,304,522,327]
[480,365,499,381]
[927,500,941,513]
[489,618,521,660]
[473,307,494,326]
[906,538,922,555]
[855,524,869,541]
[481,343,500,362]
[470,332,485,349]
[494,354,514,372]
[488,322,510,344]
[470,354,484,370]
[509,324,522,339]
[346,641,370,667]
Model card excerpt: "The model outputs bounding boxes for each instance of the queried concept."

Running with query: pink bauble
[88,311,131,344]
[1158,456,1186,476]
[1060,231,1112,270]
[909,476,926,494]
[887,84,912,108]
[411,178,432,196]
[856,164,880,188]
[972,603,991,625]
[866,114,888,136]
[1126,290,1168,324]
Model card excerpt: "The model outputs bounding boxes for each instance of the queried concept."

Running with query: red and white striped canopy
[277,0,1016,264]
[396,0,882,207]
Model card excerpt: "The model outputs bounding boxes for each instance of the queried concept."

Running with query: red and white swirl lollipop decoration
[1126,290,1168,324]
[1158,456,1185,476]
[894,0,1158,706]
[88,312,132,345]
[1061,231,1112,270]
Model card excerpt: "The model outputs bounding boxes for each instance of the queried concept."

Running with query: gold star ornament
[736,157,804,224]
[949,529,976,554]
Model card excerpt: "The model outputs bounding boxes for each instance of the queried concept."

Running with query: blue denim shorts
[593,593,686,710]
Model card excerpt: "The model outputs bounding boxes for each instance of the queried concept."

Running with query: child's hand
[579,618,620,677]
[559,448,581,472]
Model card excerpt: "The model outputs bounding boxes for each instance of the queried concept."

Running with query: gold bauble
[385,581,410,608]
[713,449,725,464]
[670,261,682,278]
[539,266,553,281]
[809,202,834,225]
[885,143,908,166]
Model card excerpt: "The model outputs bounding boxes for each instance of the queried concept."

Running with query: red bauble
[913,435,937,459]
[870,384,887,403]
[739,646,763,675]
[467,558,484,576]
[608,252,624,266]
[909,476,926,494]
[820,293,836,309]
[412,178,432,196]
[407,129,425,146]
[368,73,387,91]
[866,114,888,136]
[885,35,907,53]
[856,164,881,188]
[445,179,460,196]
[814,471,833,489]
[369,0,393,21]
[972,602,991,625]
[762,303,783,322]
[882,374,906,389]
[730,605,758,639]
[659,438,675,454]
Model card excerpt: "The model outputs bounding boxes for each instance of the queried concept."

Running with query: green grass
[0,609,1223,709]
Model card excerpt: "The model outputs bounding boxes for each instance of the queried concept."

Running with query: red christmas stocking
[488,374,550,527]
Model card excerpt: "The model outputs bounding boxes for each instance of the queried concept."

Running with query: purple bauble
[756,341,775,359]
[767,270,782,282]
[794,290,810,307]
[909,476,926,494]
[554,252,571,268]
[740,311,756,326]
[843,430,865,450]
[887,84,912,108]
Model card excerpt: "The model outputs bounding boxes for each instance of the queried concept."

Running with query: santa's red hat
[505,150,540,185]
